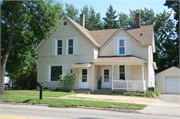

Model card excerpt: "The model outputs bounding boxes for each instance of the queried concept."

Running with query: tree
[117,8,178,73]
[118,12,129,28]
[103,5,118,29]
[164,1,179,68]
[64,3,79,21]
[81,5,103,30]
[1,1,63,96]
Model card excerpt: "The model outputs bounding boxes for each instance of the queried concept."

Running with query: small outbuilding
[155,66,180,94]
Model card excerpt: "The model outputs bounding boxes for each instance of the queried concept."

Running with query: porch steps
[74,89,91,94]
[91,89,112,95]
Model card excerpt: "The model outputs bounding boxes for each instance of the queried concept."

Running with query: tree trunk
[0,1,17,97]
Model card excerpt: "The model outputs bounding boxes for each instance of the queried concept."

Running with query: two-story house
[36,13,157,92]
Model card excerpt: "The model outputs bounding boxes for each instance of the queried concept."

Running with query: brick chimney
[136,13,141,28]
[80,14,85,28]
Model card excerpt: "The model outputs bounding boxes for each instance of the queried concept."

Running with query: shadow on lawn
[23,99,33,103]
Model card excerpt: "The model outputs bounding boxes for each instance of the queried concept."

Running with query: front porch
[93,56,148,92]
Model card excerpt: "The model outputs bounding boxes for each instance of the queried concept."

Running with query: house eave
[36,39,45,49]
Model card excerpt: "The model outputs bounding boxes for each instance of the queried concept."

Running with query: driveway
[160,94,180,104]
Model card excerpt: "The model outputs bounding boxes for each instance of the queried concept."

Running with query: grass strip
[4,90,74,97]
[1,95,147,110]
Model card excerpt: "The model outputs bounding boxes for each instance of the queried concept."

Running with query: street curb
[0,102,49,107]
[0,102,139,113]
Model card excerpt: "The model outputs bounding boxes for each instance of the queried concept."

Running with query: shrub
[59,74,76,91]
[43,87,49,89]
[111,90,115,93]
[146,90,154,95]
[55,87,60,91]
[155,87,161,97]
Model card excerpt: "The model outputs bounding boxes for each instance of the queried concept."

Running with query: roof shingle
[93,56,147,62]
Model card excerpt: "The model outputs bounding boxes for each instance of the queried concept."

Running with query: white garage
[155,66,180,94]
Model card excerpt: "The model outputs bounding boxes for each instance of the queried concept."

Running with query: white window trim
[57,39,63,56]
[117,37,126,56]
[46,64,67,82]
[66,36,78,55]
[52,38,64,56]
[119,65,125,80]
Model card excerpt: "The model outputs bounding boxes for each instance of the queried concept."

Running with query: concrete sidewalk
[63,94,180,117]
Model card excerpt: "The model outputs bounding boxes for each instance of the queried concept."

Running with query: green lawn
[4,90,74,97]
[1,90,147,110]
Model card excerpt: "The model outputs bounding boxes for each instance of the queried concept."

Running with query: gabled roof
[36,14,154,49]
[63,15,100,47]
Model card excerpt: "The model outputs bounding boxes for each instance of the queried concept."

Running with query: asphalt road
[0,104,179,119]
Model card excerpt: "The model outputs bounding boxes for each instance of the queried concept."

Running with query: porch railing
[112,80,146,91]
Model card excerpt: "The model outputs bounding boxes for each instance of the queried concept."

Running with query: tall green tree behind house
[81,5,103,30]
[1,1,63,96]
[117,7,178,73]
[164,1,179,68]
[103,5,118,29]
[64,3,79,22]
[118,12,129,28]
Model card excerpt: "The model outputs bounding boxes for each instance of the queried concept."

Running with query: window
[113,37,130,56]
[57,40,62,55]
[119,66,125,80]
[119,40,125,54]
[104,69,109,82]
[64,22,67,25]
[82,69,87,82]
[68,39,73,54]
[51,66,62,81]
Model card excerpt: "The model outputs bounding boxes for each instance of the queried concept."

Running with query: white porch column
[142,63,145,91]
[111,65,114,90]
[92,64,94,91]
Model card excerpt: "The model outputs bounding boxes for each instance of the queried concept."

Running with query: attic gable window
[64,22,67,25]
[113,37,130,56]
[119,40,125,54]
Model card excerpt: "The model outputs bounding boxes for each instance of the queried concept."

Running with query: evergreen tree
[64,3,79,21]
[103,5,118,29]
[81,5,103,30]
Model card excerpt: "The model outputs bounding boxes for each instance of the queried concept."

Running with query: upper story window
[68,39,73,54]
[66,37,78,55]
[119,40,125,54]
[113,37,130,56]
[52,37,78,56]
[57,40,62,55]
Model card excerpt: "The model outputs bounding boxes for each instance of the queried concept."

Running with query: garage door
[165,77,180,94]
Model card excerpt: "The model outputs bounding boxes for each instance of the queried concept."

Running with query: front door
[79,69,89,89]
[102,67,111,89]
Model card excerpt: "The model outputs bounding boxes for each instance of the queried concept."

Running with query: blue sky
[60,0,173,18]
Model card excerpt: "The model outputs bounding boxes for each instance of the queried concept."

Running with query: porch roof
[93,56,147,62]
[72,63,92,68]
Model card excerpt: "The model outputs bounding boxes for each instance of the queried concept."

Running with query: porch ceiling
[93,56,147,62]
[72,63,92,68]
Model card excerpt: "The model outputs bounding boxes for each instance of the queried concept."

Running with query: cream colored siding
[37,18,95,90]
[38,18,94,57]
[155,67,180,94]
[131,65,148,89]
[100,30,148,60]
